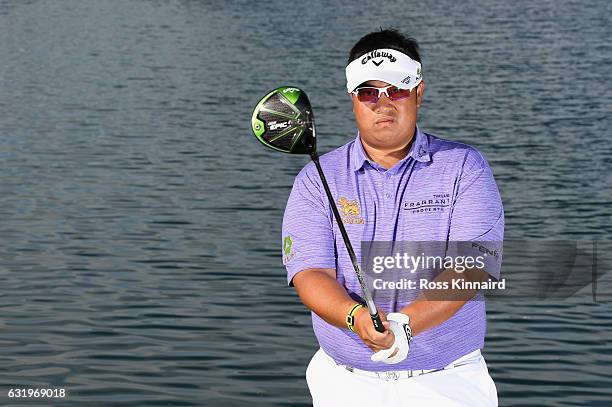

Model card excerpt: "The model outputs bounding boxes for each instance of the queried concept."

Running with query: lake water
[1,0,611,406]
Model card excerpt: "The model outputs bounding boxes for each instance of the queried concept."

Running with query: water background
[1,0,611,406]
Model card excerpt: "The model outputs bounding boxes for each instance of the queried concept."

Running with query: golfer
[282,28,504,406]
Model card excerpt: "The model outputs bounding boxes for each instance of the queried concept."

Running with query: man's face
[351,80,425,152]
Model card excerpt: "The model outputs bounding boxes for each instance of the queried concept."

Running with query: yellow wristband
[346,303,365,332]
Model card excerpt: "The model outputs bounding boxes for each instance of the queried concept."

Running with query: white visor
[346,48,422,92]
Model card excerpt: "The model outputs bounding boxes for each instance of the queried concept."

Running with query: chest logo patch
[338,197,365,224]
[404,193,451,214]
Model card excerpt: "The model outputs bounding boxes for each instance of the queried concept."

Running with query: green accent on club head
[289,127,305,150]
[251,89,276,142]
[279,87,301,105]
[269,124,298,143]
[259,107,296,120]
[252,117,265,138]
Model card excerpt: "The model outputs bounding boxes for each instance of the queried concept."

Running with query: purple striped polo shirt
[282,125,504,371]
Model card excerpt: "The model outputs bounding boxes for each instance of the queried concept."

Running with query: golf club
[251,86,385,333]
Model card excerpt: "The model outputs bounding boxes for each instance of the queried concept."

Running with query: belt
[339,349,482,381]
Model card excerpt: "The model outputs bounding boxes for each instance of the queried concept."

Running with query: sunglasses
[351,84,413,103]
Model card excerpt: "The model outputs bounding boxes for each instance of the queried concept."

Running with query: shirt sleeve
[447,150,505,279]
[282,163,337,286]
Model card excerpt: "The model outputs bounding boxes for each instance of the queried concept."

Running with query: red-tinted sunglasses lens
[387,87,412,100]
[355,87,379,102]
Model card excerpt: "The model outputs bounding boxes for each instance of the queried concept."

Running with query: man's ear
[416,81,425,108]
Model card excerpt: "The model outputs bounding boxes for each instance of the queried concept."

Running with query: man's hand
[371,313,411,364]
[353,307,395,352]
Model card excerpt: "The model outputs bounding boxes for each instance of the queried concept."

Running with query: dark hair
[348,28,421,65]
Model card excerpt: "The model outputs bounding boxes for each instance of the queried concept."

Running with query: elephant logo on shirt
[338,197,365,224]
[338,197,360,216]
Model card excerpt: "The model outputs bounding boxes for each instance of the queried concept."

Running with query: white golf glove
[370,312,412,364]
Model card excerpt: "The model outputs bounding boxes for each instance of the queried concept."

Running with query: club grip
[370,312,385,333]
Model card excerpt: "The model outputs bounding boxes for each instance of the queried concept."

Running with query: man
[282,29,504,406]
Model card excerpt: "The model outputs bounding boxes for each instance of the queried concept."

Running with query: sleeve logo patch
[282,235,297,264]
[283,236,293,255]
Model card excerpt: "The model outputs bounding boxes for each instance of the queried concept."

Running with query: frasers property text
[372,253,486,274]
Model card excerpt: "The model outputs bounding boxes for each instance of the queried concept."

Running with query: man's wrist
[346,303,365,331]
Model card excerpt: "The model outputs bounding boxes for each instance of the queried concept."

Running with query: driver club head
[251,86,316,156]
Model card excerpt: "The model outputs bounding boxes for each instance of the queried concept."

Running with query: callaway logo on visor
[345,48,423,93]
[360,50,397,66]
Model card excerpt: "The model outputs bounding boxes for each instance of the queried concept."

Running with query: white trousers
[306,348,498,407]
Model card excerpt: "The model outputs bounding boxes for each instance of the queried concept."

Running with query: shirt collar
[352,125,431,172]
